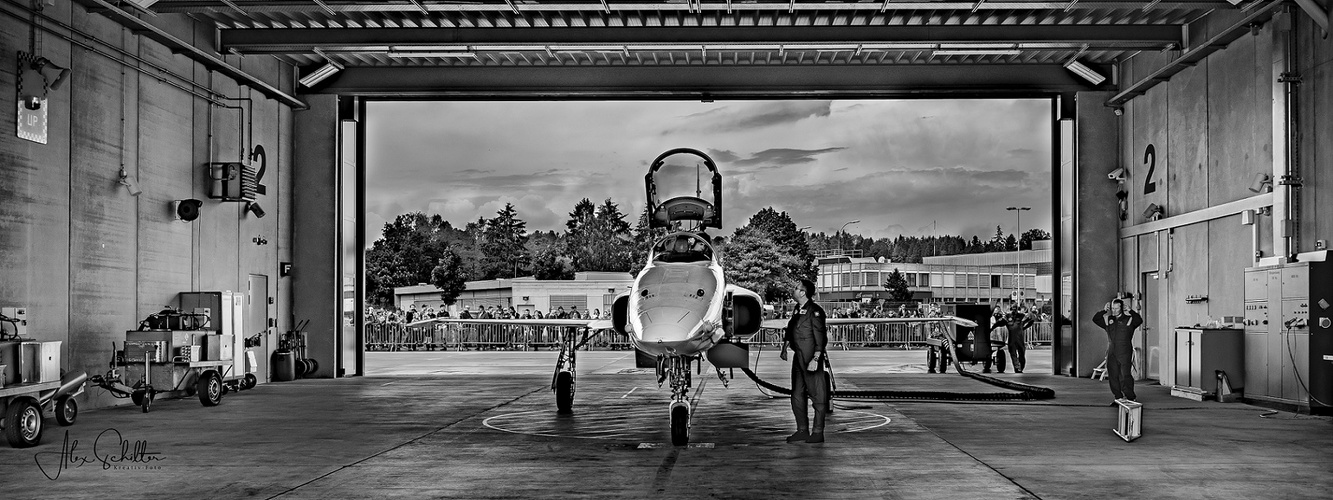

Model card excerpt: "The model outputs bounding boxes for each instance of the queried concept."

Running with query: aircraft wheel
[670,404,690,446]
[995,350,1006,373]
[4,398,43,448]
[555,371,574,414]
[198,371,223,407]
[56,396,78,426]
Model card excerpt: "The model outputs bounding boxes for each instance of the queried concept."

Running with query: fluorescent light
[387,51,478,58]
[932,49,1022,56]
[298,60,342,87]
[1064,59,1107,85]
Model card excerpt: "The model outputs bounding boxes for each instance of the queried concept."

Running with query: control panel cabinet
[1243,261,1333,413]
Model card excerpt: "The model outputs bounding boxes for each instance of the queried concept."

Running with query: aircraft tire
[555,371,574,414]
[670,404,689,446]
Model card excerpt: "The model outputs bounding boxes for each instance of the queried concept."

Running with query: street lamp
[1006,207,1030,304]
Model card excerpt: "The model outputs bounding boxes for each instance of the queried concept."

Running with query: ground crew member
[1092,298,1143,404]
[1007,306,1036,373]
[780,279,829,444]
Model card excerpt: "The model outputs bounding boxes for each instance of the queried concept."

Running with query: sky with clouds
[365,99,1052,244]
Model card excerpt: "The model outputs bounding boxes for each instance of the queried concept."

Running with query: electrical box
[206,162,258,202]
[1171,328,1244,400]
[178,292,243,369]
[1244,261,1333,414]
[1,307,28,338]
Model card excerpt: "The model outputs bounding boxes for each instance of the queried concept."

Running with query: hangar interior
[1,0,1331,413]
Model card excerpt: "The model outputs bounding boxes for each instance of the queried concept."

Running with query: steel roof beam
[153,0,1233,13]
[220,25,1183,53]
[306,63,1099,96]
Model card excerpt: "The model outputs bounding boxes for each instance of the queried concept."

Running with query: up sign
[17,98,48,144]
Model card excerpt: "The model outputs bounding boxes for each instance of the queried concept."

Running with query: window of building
[550,295,588,312]
[990,274,1001,288]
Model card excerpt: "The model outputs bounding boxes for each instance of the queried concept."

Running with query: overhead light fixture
[932,49,1022,56]
[299,51,343,87]
[1064,59,1107,85]
[387,51,477,58]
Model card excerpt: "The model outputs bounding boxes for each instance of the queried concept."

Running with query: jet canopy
[645,148,722,231]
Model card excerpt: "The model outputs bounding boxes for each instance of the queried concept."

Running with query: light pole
[1006,207,1030,304]
[837,220,860,301]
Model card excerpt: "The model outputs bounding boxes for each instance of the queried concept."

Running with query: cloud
[733,147,846,167]
[665,101,833,134]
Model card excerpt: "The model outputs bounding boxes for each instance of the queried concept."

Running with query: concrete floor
[2,349,1330,499]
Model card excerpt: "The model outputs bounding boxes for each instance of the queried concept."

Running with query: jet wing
[406,317,615,330]
[759,315,977,330]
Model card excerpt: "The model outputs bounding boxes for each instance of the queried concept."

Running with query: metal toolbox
[202,334,234,361]
[124,340,167,363]
[19,340,61,384]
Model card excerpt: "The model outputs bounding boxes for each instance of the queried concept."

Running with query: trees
[365,212,470,307]
[1020,228,1052,250]
[745,208,817,286]
[883,268,912,301]
[429,248,468,304]
[564,198,635,272]
[721,227,801,302]
[479,203,530,279]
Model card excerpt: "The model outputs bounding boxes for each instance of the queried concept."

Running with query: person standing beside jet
[780,279,830,444]
[1092,298,1143,404]
[1007,306,1036,373]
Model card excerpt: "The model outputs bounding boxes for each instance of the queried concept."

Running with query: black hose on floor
[742,339,1055,402]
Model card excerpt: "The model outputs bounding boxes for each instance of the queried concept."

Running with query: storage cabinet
[1173,328,1244,398]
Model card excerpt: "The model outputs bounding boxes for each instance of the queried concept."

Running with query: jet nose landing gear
[669,400,691,446]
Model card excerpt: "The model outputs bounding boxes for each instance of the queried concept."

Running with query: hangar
[2,0,1332,497]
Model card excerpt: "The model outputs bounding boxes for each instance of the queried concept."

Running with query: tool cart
[89,330,257,413]
[0,339,85,448]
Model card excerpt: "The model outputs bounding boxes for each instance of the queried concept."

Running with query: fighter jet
[410,148,978,445]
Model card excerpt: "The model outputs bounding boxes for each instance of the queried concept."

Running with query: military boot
[806,409,826,443]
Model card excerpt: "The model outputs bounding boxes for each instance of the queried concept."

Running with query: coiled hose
[740,338,1055,401]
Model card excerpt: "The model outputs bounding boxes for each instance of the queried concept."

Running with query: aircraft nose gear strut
[662,356,694,446]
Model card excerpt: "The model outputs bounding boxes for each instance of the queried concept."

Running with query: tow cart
[89,337,258,413]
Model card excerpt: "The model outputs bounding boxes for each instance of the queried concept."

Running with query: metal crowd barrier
[754,321,1055,350]
[363,321,1054,352]
[363,323,633,351]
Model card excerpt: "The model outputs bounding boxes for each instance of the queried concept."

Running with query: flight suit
[1006,311,1036,373]
[784,300,829,438]
[1093,310,1144,400]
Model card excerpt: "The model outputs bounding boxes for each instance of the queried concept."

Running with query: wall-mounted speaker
[173,199,203,222]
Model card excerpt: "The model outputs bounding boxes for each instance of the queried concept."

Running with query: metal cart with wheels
[0,370,86,448]
[89,341,245,413]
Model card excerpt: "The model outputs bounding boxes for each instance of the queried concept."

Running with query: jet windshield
[652,233,714,263]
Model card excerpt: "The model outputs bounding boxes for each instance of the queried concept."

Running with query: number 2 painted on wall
[1143,144,1157,195]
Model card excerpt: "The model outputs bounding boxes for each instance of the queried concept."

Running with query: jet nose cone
[640,322,691,343]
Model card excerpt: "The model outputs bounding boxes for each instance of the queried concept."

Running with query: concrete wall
[0,3,297,409]
[1113,13,1331,385]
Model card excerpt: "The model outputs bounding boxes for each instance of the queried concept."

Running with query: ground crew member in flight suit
[780,279,829,444]
[1007,306,1036,373]
[1092,298,1143,404]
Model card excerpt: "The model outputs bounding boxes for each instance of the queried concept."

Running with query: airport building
[394,272,634,317]
[818,240,1054,305]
